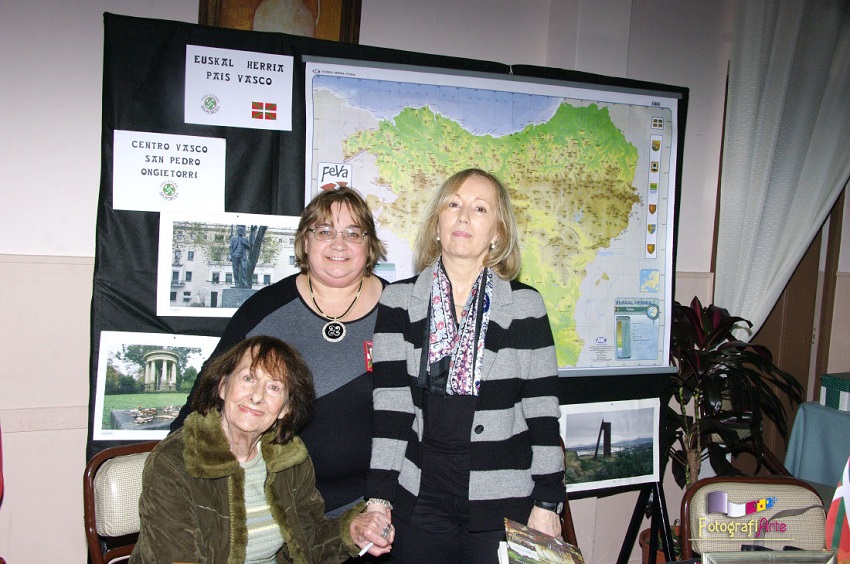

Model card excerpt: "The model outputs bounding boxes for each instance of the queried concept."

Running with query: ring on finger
[380,524,392,539]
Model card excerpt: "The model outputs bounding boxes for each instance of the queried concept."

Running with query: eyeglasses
[308,227,368,244]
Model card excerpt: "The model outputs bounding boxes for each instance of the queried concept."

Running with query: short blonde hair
[414,169,521,280]
[294,187,387,275]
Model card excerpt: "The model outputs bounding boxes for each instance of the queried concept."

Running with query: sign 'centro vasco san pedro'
[112,130,226,213]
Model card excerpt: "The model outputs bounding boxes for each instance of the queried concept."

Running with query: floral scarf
[425,257,493,396]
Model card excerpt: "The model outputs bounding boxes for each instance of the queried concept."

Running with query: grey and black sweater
[365,263,565,531]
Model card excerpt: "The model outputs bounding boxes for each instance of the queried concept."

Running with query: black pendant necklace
[308,275,364,343]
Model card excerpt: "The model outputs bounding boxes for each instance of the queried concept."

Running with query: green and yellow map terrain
[343,103,638,366]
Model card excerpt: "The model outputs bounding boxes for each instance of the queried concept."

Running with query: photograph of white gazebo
[93,331,219,440]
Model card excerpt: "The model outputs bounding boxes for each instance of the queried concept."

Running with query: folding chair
[83,442,158,564]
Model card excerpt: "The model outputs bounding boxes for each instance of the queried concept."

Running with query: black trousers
[390,484,505,564]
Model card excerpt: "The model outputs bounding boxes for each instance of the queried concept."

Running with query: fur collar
[182,410,308,479]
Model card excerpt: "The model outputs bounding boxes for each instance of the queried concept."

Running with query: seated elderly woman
[130,336,393,563]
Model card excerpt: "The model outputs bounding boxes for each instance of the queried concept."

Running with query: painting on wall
[199,0,362,43]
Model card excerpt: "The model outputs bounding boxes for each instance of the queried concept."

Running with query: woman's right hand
[350,505,394,556]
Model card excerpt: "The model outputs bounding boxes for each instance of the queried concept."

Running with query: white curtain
[714,0,850,336]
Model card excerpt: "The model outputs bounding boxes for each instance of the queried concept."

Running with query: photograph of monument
[92,331,219,440]
[559,398,660,493]
[157,212,300,317]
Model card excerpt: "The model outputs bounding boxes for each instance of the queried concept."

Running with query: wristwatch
[533,499,564,514]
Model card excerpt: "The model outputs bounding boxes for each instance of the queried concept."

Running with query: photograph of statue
[156,212,300,317]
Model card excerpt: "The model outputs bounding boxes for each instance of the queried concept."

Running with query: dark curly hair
[191,336,315,445]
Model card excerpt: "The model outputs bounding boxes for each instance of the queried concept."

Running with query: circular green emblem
[201,94,220,115]
[160,181,179,201]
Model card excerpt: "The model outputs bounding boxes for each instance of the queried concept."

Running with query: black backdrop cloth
[89,13,682,458]
[89,12,513,458]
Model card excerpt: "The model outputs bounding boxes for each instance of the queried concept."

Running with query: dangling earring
[436,234,441,241]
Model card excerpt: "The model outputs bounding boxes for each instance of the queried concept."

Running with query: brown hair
[413,168,522,280]
[294,187,387,275]
[191,336,315,445]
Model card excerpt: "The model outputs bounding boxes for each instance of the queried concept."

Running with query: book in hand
[498,518,585,564]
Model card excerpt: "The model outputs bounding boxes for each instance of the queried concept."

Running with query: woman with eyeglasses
[173,187,388,522]
[132,336,393,562]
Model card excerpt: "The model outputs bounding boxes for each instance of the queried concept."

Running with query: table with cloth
[785,401,850,488]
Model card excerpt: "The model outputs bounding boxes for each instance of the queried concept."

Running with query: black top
[421,392,478,497]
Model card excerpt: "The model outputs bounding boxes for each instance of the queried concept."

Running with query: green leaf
[667,297,804,488]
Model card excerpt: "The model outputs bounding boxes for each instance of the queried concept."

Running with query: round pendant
[322,320,346,343]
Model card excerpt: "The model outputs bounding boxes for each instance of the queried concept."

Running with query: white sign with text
[112,130,226,213]
[185,45,294,130]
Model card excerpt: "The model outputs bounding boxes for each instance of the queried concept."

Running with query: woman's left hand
[528,506,562,539]
[350,510,394,556]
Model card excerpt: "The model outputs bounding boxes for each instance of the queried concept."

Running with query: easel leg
[654,482,675,562]
[617,483,674,564]
[617,487,651,564]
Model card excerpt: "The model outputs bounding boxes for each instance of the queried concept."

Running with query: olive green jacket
[130,410,363,563]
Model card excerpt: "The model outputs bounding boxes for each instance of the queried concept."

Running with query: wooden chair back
[680,475,825,558]
[83,441,158,564]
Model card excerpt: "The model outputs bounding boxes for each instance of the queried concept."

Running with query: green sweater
[130,410,362,563]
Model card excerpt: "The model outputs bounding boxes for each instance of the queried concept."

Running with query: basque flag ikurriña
[826,455,850,562]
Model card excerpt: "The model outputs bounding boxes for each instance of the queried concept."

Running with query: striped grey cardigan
[365,264,565,531]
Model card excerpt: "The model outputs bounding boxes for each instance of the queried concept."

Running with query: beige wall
[0,3,199,561]
[0,256,94,560]
[0,1,757,562]
[829,190,850,375]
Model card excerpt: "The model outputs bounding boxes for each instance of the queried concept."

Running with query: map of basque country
[306,64,675,370]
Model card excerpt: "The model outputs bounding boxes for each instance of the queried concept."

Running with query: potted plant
[639,521,681,564]
[665,296,805,489]
[639,297,805,563]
